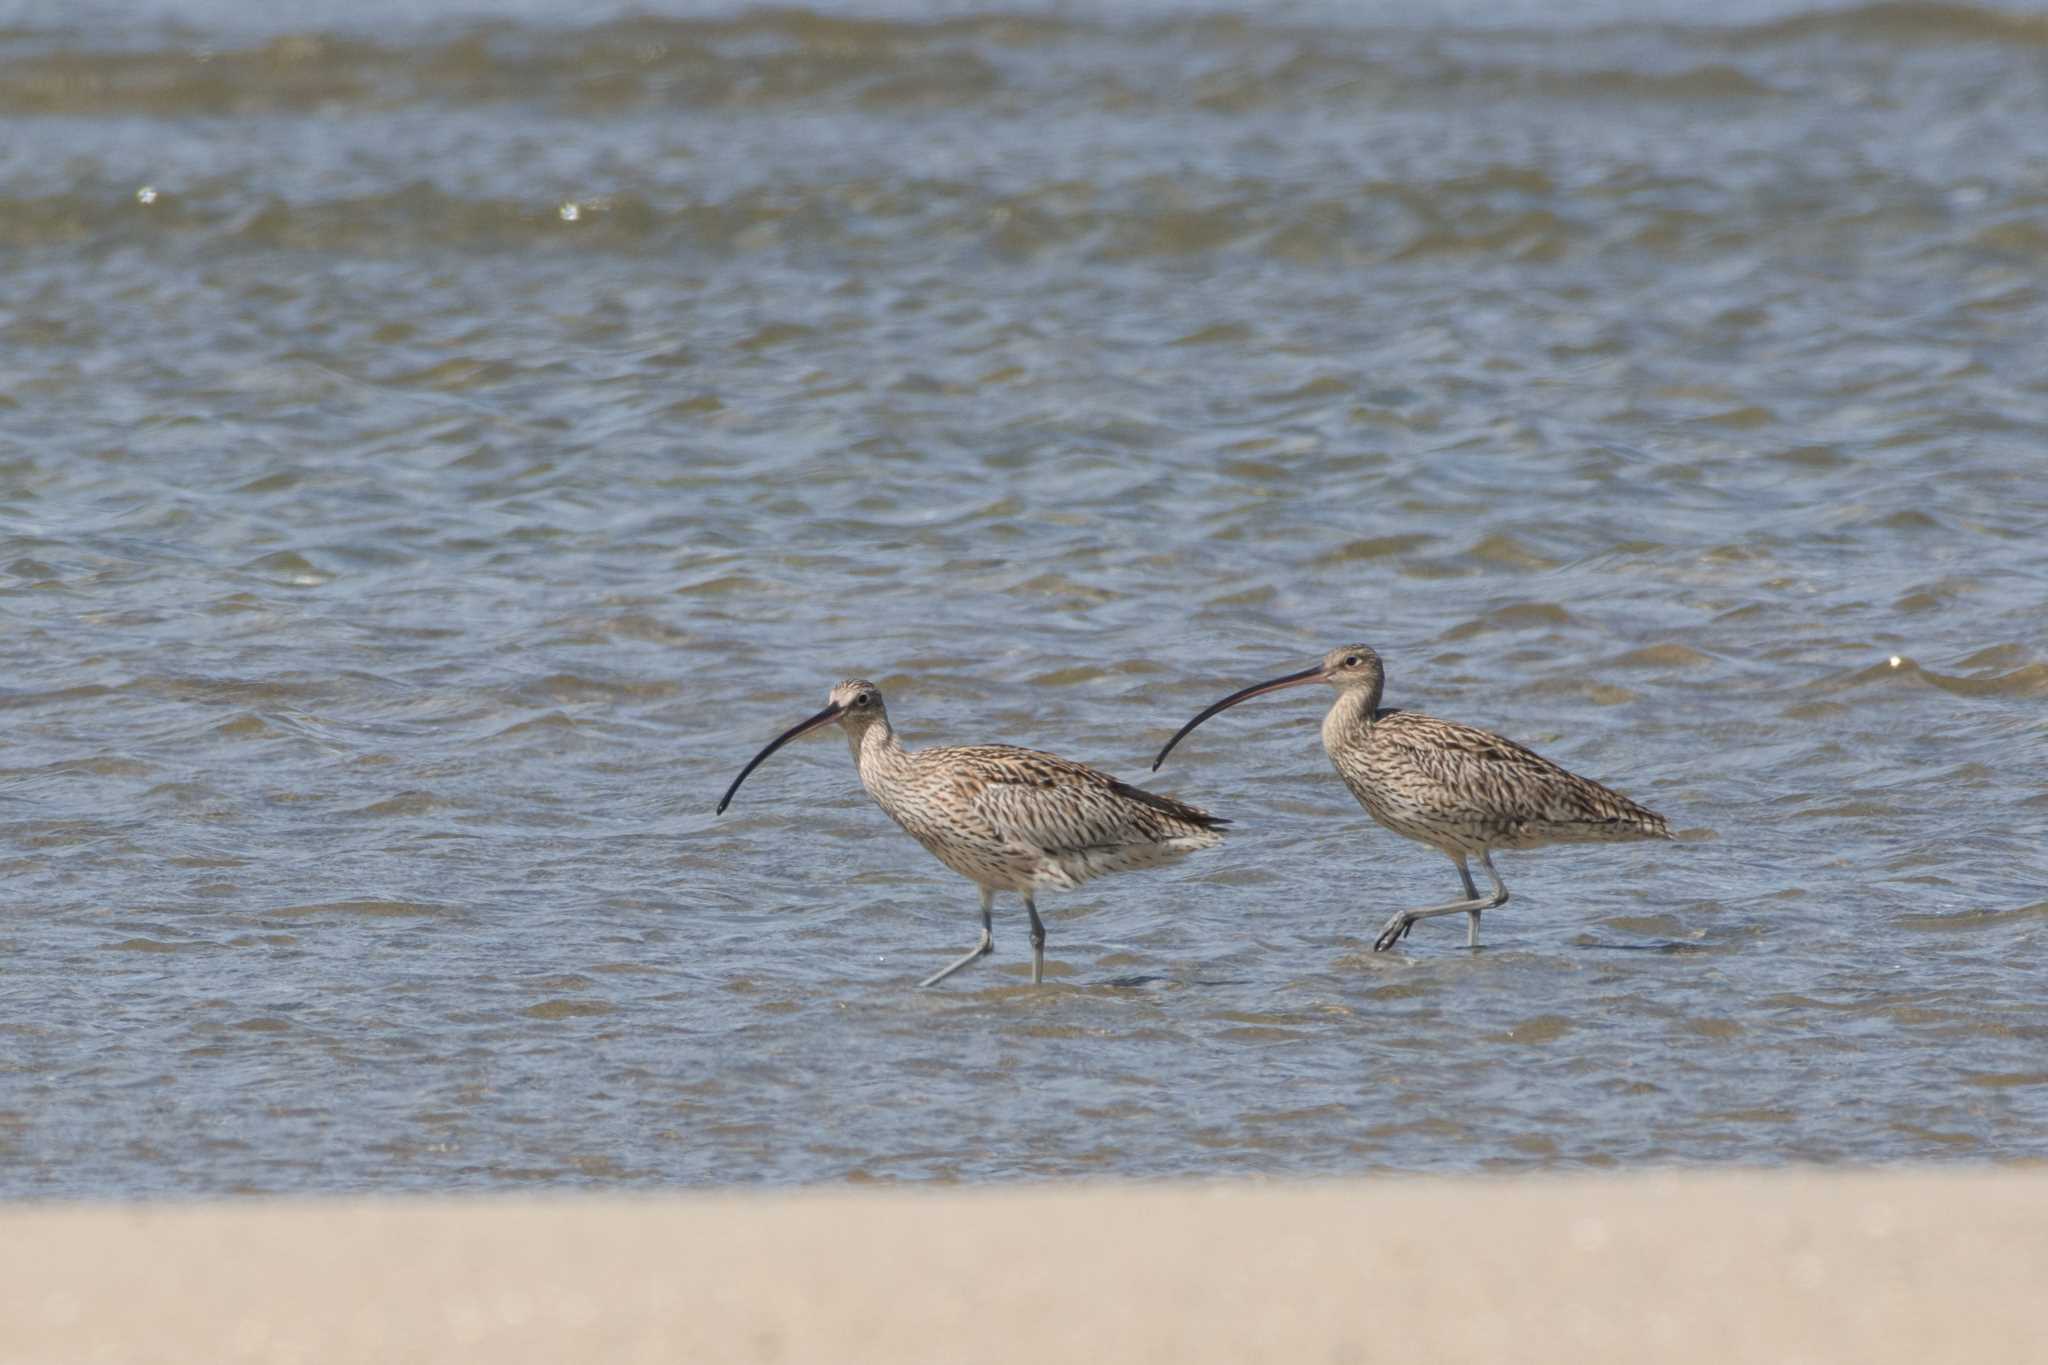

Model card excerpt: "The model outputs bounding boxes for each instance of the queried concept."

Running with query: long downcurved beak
[716,701,843,813]
[1151,664,1325,771]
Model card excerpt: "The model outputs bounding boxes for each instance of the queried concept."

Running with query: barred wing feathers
[1369,711,1669,843]
[899,744,1227,889]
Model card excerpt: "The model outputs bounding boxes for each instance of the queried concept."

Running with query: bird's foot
[918,931,995,988]
[1372,914,1414,953]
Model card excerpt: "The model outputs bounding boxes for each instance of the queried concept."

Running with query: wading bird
[1152,645,1668,952]
[717,679,1228,986]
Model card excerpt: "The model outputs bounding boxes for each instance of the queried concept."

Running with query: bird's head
[1151,643,1385,771]
[715,678,889,814]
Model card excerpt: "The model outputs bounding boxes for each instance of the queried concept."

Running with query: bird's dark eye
[1343,655,1361,667]
[854,693,871,706]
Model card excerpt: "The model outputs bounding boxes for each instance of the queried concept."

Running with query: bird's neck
[1321,684,1382,752]
[849,717,909,787]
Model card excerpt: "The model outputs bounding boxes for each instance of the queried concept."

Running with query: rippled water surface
[3,0,2046,1196]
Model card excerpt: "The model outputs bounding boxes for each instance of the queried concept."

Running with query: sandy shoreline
[4,1168,2044,1363]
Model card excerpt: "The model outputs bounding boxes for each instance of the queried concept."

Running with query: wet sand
[5,1168,2042,1363]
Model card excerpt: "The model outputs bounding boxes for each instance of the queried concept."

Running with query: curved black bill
[715,702,843,813]
[1151,665,1326,771]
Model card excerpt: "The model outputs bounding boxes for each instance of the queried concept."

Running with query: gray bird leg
[1461,860,1482,948]
[1373,852,1510,953]
[1024,895,1046,986]
[921,887,996,988]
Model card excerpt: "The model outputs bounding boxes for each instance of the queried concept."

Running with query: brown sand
[3,1169,2042,1363]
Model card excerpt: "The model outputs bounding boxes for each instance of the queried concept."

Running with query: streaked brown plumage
[1152,645,1668,952]
[717,679,1227,986]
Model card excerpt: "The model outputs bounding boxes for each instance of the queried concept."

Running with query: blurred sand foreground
[3,1169,2043,1363]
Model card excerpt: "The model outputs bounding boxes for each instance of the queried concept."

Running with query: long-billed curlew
[717,679,1228,986]
[1151,645,1668,952]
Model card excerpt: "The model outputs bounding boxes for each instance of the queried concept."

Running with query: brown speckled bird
[1152,645,1668,952]
[717,679,1228,986]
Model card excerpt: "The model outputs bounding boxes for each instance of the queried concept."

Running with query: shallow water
[2,0,2046,1196]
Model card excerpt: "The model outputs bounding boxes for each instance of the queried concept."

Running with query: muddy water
[1,0,2045,1195]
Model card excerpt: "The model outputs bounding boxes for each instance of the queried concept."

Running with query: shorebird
[1152,644,1669,952]
[717,679,1228,986]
